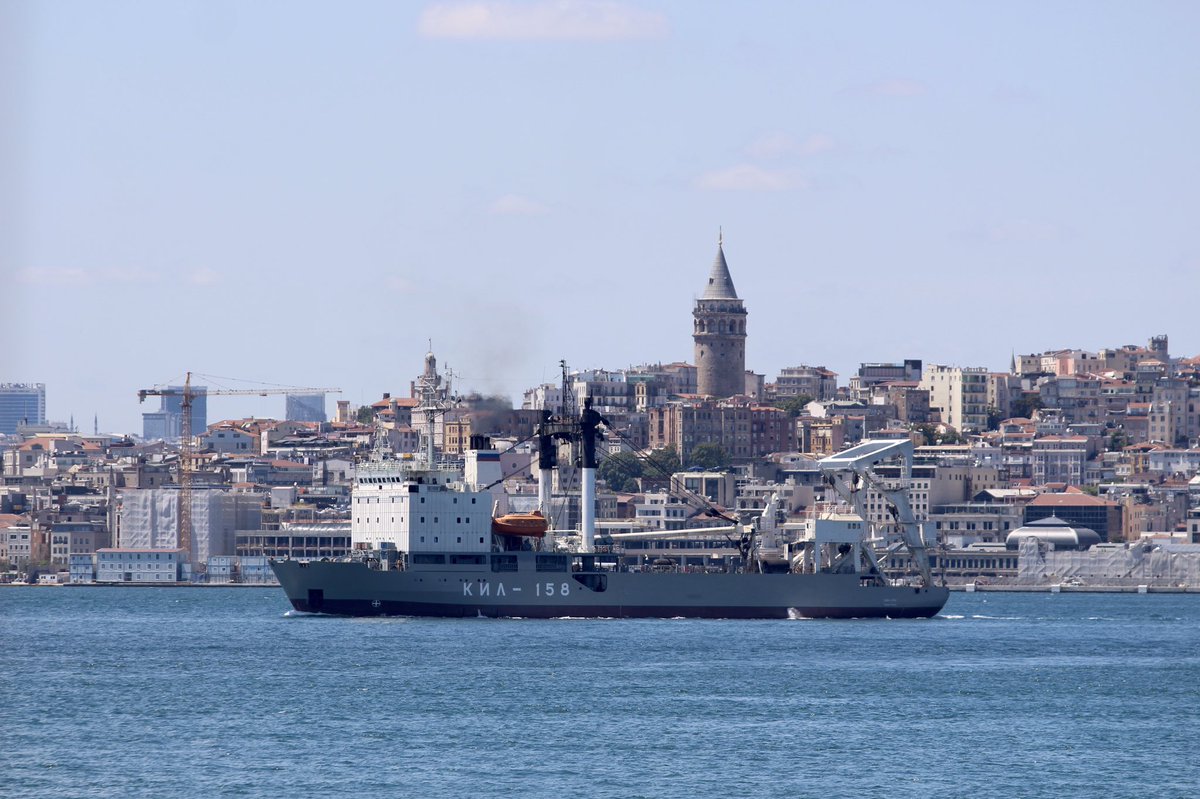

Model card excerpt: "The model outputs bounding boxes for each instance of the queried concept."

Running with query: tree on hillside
[645,446,682,476]
[598,451,643,493]
[355,405,375,424]
[1010,395,1043,420]
[912,423,965,446]
[772,396,815,417]
[687,442,732,470]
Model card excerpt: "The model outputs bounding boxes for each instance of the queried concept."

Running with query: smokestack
[580,399,600,553]
[581,467,595,553]
[537,412,555,516]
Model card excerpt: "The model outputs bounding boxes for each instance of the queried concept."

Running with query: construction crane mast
[137,372,341,565]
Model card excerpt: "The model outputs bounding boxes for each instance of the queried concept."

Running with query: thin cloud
[16,267,90,286]
[187,268,221,286]
[386,276,417,294]
[986,219,1062,243]
[693,164,801,192]
[746,132,835,159]
[418,1,668,41]
[16,266,160,286]
[860,78,927,98]
[957,219,1065,244]
[992,84,1040,105]
[488,194,549,215]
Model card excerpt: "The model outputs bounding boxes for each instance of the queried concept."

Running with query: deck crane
[137,372,342,564]
[817,438,937,588]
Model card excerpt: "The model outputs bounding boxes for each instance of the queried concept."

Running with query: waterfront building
[1023,491,1121,543]
[3,524,33,567]
[69,553,96,583]
[95,548,186,583]
[48,521,109,566]
[118,487,262,564]
[693,235,748,399]
[928,502,1023,548]
[0,383,46,435]
[236,523,352,560]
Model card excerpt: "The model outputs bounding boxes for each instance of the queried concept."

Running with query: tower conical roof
[702,238,738,300]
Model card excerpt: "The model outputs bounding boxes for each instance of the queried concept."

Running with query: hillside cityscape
[3,239,1200,588]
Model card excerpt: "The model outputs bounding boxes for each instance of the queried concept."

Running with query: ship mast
[414,345,453,465]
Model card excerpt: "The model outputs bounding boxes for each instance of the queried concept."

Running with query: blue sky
[5,1,1199,433]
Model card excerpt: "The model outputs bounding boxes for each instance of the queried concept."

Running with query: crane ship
[270,367,948,619]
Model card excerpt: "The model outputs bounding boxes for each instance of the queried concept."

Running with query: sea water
[2,588,1197,798]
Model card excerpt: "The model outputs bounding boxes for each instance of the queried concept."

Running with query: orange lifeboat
[491,510,549,537]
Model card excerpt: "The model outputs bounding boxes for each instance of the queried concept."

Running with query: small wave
[971,614,1023,620]
[938,614,965,619]
[350,616,412,625]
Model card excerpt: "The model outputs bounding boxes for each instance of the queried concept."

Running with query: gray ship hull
[271,558,948,619]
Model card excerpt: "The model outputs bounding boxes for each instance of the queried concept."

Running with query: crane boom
[136,373,342,571]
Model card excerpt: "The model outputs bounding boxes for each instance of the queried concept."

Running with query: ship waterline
[271,555,950,619]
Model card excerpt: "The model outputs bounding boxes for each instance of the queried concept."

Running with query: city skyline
[6,1,1199,431]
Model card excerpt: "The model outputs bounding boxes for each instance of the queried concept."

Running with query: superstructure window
[491,555,518,573]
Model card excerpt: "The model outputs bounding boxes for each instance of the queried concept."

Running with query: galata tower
[693,232,747,398]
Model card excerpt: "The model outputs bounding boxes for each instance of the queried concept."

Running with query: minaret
[693,231,748,398]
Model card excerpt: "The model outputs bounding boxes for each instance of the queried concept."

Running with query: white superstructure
[350,459,492,553]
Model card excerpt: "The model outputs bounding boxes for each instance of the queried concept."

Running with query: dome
[1005,515,1101,551]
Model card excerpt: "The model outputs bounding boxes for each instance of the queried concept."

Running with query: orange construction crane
[137,372,341,565]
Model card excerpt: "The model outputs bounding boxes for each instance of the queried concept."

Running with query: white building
[200,426,257,454]
[4,525,33,567]
[69,553,96,583]
[95,548,185,583]
[920,365,990,432]
[634,492,694,531]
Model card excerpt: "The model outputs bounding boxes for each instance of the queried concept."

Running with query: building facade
[0,383,47,435]
[771,366,838,402]
[649,399,792,461]
[920,365,990,432]
[286,393,327,423]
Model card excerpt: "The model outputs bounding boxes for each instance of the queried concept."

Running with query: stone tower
[693,234,748,398]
